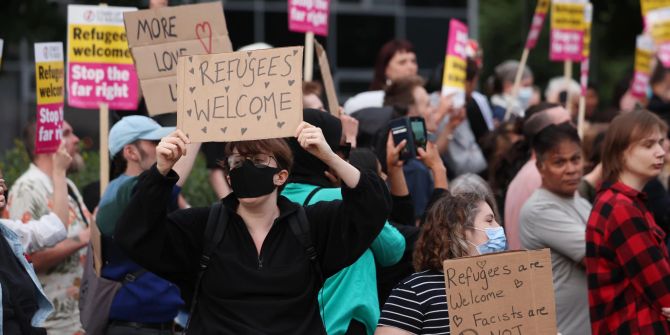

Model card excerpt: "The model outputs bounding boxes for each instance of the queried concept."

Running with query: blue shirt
[402,159,434,219]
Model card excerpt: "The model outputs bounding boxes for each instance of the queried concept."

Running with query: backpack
[184,201,322,332]
[79,221,147,335]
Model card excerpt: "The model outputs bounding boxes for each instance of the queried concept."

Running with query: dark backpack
[184,201,322,332]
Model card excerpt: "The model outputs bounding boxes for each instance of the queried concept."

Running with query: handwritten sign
[288,0,330,36]
[176,46,304,142]
[443,249,557,335]
[647,7,670,67]
[67,5,139,110]
[314,41,339,117]
[631,34,656,99]
[525,0,550,49]
[550,0,587,62]
[123,2,233,116]
[580,3,593,95]
[441,19,468,108]
[34,42,64,154]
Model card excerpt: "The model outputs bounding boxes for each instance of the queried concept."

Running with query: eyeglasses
[227,153,277,169]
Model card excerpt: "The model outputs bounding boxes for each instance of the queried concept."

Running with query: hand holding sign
[52,141,73,174]
[156,129,191,176]
[295,122,336,162]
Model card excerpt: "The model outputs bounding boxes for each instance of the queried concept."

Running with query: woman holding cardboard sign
[376,191,506,335]
[114,123,391,334]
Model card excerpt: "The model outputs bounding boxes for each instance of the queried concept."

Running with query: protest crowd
[5,0,670,334]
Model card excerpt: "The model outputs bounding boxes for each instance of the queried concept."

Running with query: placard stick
[504,47,530,121]
[304,32,315,81]
[564,60,573,116]
[99,102,109,198]
[577,96,586,139]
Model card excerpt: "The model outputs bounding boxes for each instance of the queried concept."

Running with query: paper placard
[441,19,468,108]
[525,0,550,49]
[647,7,670,67]
[443,249,557,335]
[124,2,233,116]
[34,42,65,154]
[288,0,330,36]
[66,5,139,110]
[631,34,656,99]
[580,3,593,95]
[314,41,339,117]
[176,46,304,142]
[550,0,587,62]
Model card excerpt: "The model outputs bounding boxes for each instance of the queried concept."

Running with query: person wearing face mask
[114,123,391,334]
[586,110,670,334]
[488,60,534,122]
[375,192,505,335]
[519,123,591,335]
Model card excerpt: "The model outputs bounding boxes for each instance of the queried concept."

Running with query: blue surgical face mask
[517,87,534,110]
[470,227,508,254]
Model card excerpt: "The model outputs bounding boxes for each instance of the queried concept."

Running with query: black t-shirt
[0,235,45,335]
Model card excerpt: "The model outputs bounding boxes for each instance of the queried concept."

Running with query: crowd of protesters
[4,13,670,335]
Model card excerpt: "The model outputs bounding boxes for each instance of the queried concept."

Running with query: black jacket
[115,165,391,334]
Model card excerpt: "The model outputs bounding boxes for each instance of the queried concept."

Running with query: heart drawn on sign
[225,86,230,93]
[256,115,262,121]
[277,121,285,128]
[264,82,270,88]
[293,49,298,56]
[189,87,196,94]
[514,279,524,288]
[188,56,193,63]
[195,22,213,54]
[186,109,192,117]
[241,128,248,135]
[220,127,227,134]
[247,51,252,57]
[201,126,208,134]
[476,260,487,269]
[288,80,295,86]
[452,315,463,327]
[189,68,194,75]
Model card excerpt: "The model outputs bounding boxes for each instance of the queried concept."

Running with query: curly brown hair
[413,192,487,272]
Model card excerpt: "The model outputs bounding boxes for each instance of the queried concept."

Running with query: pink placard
[67,63,139,110]
[526,13,547,49]
[446,19,468,58]
[35,103,64,154]
[631,72,651,99]
[288,0,330,36]
[550,29,584,61]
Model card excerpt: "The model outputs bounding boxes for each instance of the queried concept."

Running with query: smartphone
[388,117,416,161]
[409,117,427,151]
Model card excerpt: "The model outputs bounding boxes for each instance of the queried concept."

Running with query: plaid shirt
[586,181,670,334]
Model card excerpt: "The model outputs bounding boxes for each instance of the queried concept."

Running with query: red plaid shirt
[586,181,670,334]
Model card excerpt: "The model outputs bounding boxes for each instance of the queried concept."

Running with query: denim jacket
[0,223,53,333]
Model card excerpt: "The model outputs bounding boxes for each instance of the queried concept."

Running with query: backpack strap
[303,186,323,206]
[185,202,228,332]
[288,206,324,286]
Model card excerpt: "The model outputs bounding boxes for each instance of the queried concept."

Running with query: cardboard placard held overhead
[177,46,304,142]
[314,41,339,117]
[123,2,233,116]
[443,249,557,335]
[34,42,65,154]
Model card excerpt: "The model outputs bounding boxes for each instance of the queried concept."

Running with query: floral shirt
[6,164,88,334]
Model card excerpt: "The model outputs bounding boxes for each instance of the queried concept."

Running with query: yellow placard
[551,3,586,31]
[536,0,551,15]
[67,24,133,64]
[636,48,654,74]
[642,0,670,17]
[35,60,64,105]
[442,56,466,89]
[651,20,670,42]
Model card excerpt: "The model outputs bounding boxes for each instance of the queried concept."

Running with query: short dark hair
[371,39,415,90]
[222,138,293,173]
[532,122,581,162]
[383,75,425,117]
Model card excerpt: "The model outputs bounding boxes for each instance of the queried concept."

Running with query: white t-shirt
[343,90,385,115]
[519,187,592,335]
[0,213,67,253]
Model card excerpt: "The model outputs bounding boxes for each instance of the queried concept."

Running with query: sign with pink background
[288,0,330,36]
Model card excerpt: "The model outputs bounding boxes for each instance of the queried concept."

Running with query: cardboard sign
[123,2,233,116]
[647,7,670,67]
[441,19,468,108]
[550,0,587,61]
[580,3,593,95]
[525,0,550,49]
[288,0,330,36]
[314,41,339,117]
[631,34,656,99]
[67,5,139,110]
[443,249,557,335]
[176,46,304,142]
[34,42,65,154]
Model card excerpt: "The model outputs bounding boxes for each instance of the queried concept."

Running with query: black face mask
[229,160,281,199]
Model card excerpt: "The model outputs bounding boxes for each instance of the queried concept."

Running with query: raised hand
[295,122,336,163]
[156,130,190,176]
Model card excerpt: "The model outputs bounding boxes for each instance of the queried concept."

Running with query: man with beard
[7,120,90,334]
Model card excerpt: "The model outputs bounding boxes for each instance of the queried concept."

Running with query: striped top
[377,269,450,335]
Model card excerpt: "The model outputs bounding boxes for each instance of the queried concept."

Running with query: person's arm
[376,281,424,335]
[52,142,71,227]
[611,203,670,310]
[340,113,358,148]
[0,215,67,253]
[385,132,414,225]
[435,107,466,155]
[369,223,405,267]
[417,141,448,190]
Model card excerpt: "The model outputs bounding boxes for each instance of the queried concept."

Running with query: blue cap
[109,116,174,156]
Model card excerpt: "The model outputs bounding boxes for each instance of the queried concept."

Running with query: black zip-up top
[115,165,392,334]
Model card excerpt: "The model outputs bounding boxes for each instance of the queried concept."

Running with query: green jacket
[282,183,405,335]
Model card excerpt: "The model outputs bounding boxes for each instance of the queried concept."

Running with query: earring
[385,78,392,87]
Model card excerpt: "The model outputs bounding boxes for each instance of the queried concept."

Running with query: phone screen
[411,119,427,150]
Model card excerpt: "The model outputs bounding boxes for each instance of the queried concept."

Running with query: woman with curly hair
[375,192,506,335]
